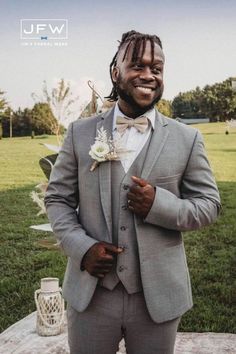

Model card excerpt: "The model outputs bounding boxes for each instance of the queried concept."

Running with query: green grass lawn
[0,124,235,333]
[192,122,236,182]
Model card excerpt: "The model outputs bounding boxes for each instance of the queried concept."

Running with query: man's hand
[81,242,123,278]
[127,176,156,218]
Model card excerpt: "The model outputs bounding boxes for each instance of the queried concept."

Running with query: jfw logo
[20,19,68,40]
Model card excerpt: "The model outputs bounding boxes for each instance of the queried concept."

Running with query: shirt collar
[113,102,156,132]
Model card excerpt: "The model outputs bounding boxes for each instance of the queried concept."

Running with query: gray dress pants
[67,283,180,354]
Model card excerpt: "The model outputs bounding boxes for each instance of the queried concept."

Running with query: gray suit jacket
[45,108,221,323]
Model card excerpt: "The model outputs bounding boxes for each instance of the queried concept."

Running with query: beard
[115,75,164,116]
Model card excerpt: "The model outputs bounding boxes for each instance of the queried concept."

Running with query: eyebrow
[153,60,164,64]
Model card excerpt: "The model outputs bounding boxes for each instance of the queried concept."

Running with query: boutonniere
[89,127,132,171]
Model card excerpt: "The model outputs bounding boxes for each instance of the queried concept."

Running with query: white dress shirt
[112,103,156,173]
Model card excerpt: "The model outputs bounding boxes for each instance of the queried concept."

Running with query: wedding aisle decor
[35,277,65,336]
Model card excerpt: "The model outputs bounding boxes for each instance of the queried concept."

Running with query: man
[45,30,221,354]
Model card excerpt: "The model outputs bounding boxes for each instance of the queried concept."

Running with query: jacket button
[123,184,129,190]
[122,205,127,210]
[120,226,126,231]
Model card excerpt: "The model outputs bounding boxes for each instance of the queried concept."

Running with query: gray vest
[100,134,152,294]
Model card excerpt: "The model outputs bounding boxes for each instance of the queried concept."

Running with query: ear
[112,67,119,83]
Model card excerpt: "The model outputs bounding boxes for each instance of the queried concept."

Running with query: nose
[139,66,154,81]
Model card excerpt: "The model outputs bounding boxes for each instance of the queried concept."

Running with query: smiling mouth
[135,86,155,94]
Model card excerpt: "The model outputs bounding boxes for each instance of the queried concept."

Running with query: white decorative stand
[35,278,64,336]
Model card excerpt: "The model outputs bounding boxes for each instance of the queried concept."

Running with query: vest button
[120,226,126,231]
[120,245,127,251]
[123,184,129,190]
[118,265,125,272]
[122,205,127,210]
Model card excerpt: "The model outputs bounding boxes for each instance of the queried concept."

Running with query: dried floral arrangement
[30,145,59,232]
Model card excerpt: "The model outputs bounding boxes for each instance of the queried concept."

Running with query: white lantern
[34,277,65,336]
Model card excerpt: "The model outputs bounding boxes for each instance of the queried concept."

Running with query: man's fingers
[131,176,148,187]
[129,186,143,195]
[103,243,123,254]
[97,273,105,278]
[95,263,113,271]
[127,191,140,201]
[97,258,114,266]
[128,204,135,212]
[101,254,114,261]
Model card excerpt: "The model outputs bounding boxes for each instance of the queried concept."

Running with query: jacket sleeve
[145,131,221,231]
[44,123,98,264]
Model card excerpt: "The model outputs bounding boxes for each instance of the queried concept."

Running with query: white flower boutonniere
[89,127,132,171]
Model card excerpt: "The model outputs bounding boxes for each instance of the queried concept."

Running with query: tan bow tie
[116,116,149,134]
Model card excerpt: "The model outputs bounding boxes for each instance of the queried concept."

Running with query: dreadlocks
[106,30,163,101]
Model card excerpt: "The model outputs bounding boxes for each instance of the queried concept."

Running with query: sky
[0,0,236,123]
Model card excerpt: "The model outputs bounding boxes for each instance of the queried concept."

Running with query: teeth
[136,86,153,93]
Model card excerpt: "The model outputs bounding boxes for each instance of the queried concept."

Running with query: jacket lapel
[97,108,114,239]
[141,110,169,180]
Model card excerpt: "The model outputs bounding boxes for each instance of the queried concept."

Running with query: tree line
[172,77,236,122]
[0,103,60,138]
[0,79,76,140]
[0,77,236,138]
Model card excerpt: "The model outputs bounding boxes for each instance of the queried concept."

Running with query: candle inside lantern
[41,277,59,292]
